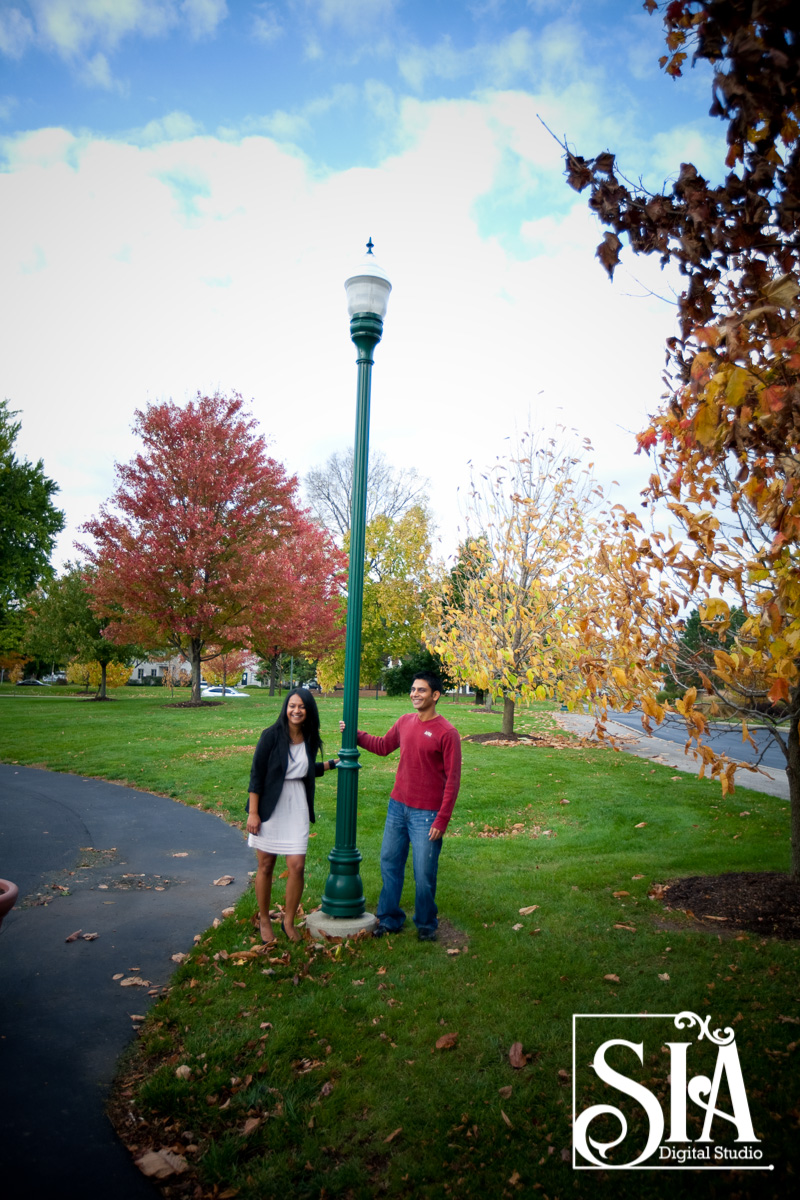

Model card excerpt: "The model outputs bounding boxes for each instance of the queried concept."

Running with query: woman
[246,687,338,943]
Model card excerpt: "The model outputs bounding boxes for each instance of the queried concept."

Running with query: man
[349,672,462,941]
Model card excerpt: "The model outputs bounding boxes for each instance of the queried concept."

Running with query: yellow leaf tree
[317,505,432,690]
[426,432,666,736]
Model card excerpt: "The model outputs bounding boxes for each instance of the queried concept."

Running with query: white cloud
[134,110,204,143]
[0,7,35,57]
[313,0,398,35]
[78,50,115,89]
[252,2,282,44]
[1,83,676,569]
[180,0,227,40]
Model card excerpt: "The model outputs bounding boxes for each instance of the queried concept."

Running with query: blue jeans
[376,799,443,937]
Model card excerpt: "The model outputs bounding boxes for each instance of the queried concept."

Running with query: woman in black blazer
[246,687,337,943]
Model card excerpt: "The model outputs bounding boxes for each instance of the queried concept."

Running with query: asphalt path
[605,709,787,772]
[0,765,251,1199]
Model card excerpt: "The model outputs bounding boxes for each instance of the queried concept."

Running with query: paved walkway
[555,712,790,801]
[0,765,251,1199]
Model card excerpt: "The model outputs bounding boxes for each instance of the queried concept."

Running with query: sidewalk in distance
[555,711,790,802]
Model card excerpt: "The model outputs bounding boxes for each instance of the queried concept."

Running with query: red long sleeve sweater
[356,712,462,833]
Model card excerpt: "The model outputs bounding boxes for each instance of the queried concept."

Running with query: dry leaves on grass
[614,923,636,932]
[384,1127,402,1144]
[242,1117,261,1136]
[175,1065,192,1080]
[435,1031,459,1051]
[519,905,539,915]
[135,1149,188,1179]
[508,1042,528,1069]
[501,1110,513,1128]
[604,974,620,983]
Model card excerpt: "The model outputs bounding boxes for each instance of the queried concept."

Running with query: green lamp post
[320,240,392,918]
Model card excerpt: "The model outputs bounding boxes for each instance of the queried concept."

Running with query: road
[605,709,787,771]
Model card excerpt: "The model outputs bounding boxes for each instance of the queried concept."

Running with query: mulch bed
[463,730,591,748]
[664,872,800,940]
[164,700,222,708]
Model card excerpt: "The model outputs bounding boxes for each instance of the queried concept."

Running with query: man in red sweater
[352,672,462,941]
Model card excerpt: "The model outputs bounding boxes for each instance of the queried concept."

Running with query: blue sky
[0,0,725,564]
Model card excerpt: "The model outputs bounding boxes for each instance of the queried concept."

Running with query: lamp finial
[366,237,374,255]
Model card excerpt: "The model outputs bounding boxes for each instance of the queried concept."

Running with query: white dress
[247,742,310,855]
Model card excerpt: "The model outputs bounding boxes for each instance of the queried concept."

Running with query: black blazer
[247,723,325,824]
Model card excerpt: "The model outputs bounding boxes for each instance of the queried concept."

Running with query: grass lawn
[2,686,798,1198]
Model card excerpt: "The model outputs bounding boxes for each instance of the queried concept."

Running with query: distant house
[128,656,191,685]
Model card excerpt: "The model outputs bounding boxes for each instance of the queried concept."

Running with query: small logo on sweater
[424,731,433,737]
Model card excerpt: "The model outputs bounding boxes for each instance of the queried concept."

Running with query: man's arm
[341,719,402,757]
[430,727,462,838]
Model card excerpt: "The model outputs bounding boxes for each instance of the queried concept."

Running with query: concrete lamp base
[305,910,379,940]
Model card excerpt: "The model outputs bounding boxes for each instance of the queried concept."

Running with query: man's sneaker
[417,930,437,942]
[372,924,390,938]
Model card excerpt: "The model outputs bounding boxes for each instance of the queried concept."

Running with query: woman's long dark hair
[276,687,323,760]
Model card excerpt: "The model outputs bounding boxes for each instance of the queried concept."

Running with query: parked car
[42,673,67,683]
[304,680,321,691]
[16,678,49,686]
[200,685,249,699]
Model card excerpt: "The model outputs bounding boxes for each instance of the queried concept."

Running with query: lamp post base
[305,910,379,940]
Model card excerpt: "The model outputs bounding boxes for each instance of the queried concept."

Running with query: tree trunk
[474,688,484,705]
[191,640,202,703]
[269,653,279,697]
[484,692,493,712]
[98,662,107,700]
[502,695,515,736]
[788,706,800,881]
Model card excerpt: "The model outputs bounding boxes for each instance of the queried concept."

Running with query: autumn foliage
[80,393,343,702]
[564,1,800,874]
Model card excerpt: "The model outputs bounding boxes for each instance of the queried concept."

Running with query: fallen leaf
[135,1149,188,1179]
[631,874,644,879]
[499,1085,512,1099]
[221,907,235,917]
[604,974,620,983]
[435,1031,458,1050]
[352,979,365,986]
[658,972,670,982]
[558,1069,570,1084]
[634,822,647,828]
[172,852,188,857]
[501,1109,513,1128]
[213,875,235,886]
[65,929,82,942]
[384,1127,402,1143]
[320,1081,334,1097]
[519,905,539,915]
[612,891,629,898]
[739,812,750,817]
[528,928,541,935]
[112,973,124,981]
[82,932,98,941]
[175,1065,192,1080]
[509,1170,521,1185]
[446,948,460,955]
[614,924,636,932]
[511,923,523,931]
[702,915,728,921]
[120,976,150,987]
[171,953,188,964]
[561,1147,571,1162]
[509,1042,527,1069]
[279,869,288,880]
[242,1117,261,1136]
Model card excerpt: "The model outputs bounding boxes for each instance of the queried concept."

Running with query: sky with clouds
[0,0,726,566]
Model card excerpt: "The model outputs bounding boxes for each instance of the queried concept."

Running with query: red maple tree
[80,392,343,703]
